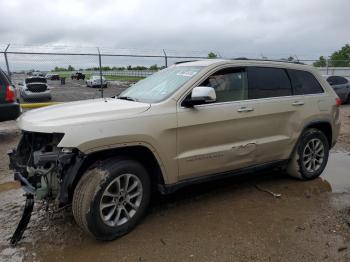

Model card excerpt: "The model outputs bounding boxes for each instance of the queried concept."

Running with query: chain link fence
[1,44,350,104]
[0,44,210,103]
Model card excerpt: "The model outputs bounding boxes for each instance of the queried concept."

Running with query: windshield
[119,66,203,103]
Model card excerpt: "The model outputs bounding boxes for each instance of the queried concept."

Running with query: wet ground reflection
[322,151,350,193]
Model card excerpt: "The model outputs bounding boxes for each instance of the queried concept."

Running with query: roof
[175,59,308,69]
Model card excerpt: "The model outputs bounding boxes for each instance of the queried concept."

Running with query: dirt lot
[11,73,129,102]
[0,106,350,262]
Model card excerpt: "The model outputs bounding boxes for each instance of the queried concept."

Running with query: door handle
[292,101,304,106]
[237,107,254,112]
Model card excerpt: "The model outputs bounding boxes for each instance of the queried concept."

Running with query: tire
[287,128,329,180]
[72,157,151,240]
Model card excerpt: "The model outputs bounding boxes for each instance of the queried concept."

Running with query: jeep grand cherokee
[8,59,341,243]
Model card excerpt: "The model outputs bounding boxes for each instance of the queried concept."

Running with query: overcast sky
[0,0,349,60]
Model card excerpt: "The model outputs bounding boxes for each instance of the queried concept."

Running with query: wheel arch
[302,120,332,148]
[288,120,333,161]
[61,145,167,206]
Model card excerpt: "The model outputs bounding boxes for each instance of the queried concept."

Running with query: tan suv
[9,59,341,243]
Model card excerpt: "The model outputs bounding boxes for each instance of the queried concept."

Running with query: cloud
[0,0,349,59]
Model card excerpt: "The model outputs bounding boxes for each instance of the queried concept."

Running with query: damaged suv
[9,59,341,243]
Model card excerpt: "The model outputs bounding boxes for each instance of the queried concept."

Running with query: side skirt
[159,160,289,194]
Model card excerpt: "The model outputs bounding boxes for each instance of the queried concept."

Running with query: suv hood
[18,98,151,132]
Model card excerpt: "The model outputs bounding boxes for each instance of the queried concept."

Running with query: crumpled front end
[8,131,87,245]
[8,131,80,204]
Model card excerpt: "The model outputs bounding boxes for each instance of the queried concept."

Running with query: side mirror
[183,86,216,107]
[328,80,334,86]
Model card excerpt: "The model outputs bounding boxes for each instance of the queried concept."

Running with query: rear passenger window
[247,67,292,99]
[287,70,324,95]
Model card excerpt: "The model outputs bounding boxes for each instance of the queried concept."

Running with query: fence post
[326,58,329,75]
[4,44,11,81]
[163,49,168,68]
[97,47,104,98]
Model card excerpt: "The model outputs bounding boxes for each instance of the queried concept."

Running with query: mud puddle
[1,152,350,261]
[0,181,20,193]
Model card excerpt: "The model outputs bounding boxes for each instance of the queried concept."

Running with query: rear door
[245,66,303,164]
[287,68,327,133]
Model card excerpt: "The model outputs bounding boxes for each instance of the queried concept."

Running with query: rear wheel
[287,128,329,180]
[72,157,151,240]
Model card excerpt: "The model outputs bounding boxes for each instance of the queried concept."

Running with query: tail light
[5,85,15,103]
[335,98,342,107]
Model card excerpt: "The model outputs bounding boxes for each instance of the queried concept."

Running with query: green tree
[207,52,218,59]
[53,66,67,71]
[330,44,350,67]
[313,56,327,67]
[67,65,75,71]
[314,44,350,67]
[280,56,295,62]
[149,64,159,70]
[287,56,295,61]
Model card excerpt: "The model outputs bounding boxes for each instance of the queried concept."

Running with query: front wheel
[287,128,329,180]
[72,157,151,240]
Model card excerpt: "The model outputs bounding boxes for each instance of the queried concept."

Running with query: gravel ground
[11,73,130,102]
[0,105,350,262]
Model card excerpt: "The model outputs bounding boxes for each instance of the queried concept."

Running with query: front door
[176,67,258,180]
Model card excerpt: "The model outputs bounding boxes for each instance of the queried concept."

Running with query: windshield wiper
[118,96,137,102]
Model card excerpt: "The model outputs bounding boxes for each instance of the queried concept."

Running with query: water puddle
[0,181,21,193]
[321,152,350,193]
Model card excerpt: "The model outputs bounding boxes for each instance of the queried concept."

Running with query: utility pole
[163,49,168,68]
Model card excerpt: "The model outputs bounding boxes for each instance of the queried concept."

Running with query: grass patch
[56,72,144,82]
[104,75,144,82]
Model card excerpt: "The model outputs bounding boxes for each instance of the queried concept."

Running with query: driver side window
[200,67,248,103]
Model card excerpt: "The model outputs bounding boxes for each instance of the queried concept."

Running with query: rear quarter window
[287,69,324,95]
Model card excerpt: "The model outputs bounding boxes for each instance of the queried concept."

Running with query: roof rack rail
[232,57,305,65]
[174,60,199,65]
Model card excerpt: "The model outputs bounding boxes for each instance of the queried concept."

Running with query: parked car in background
[0,68,20,122]
[32,72,45,77]
[19,77,51,101]
[45,73,60,80]
[86,75,107,88]
[323,75,350,104]
[71,72,85,80]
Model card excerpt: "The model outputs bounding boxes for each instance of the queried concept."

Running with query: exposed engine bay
[10,132,63,199]
[8,131,84,245]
